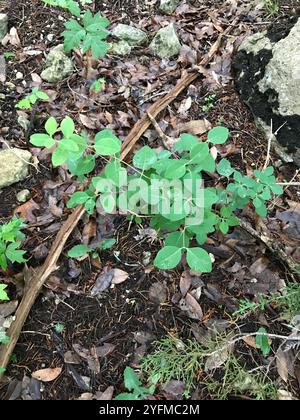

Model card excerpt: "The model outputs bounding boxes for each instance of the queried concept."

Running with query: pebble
[47,34,54,42]
[16,71,23,79]
[16,189,31,202]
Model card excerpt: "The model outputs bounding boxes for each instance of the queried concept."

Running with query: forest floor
[0,0,300,400]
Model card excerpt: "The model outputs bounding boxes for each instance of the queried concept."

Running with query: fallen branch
[240,219,300,275]
[0,22,235,378]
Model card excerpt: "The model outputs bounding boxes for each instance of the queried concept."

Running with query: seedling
[114,367,156,400]
[68,238,116,258]
[90,78,106,93]
[3,52,16,59]
[62,10,110,59]
[256,327,271,356]
[31,119,283,273]
[201,94,216,113]
[264,0,279,16]
[15,88,49,110]
[0,216,27,272]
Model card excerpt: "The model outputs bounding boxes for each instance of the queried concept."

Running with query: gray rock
[233,18,300,166]
[16,189,31,202]
[160,0,180,14]
[0,14,8,41]
[108,40,132,55]
[150,23,181,59]
[41,45,73,83]
[111,24,148,46]
[0,148,32,189]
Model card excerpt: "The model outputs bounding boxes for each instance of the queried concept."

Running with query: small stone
[150,23,181,59]
[112,24,148,46]
[0,13,8,41]
[108,40,132,56]
[160,0,180,14]
[16,189,30,202]
[0,148,32,189]
[0,93,5,100]
[47,33,54,42]
[41,44,73,83]
[17,114,30,131]
[5,81,15,90]
[16,71,23,80]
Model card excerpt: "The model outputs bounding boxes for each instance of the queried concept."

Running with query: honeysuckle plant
[30,118,283,273]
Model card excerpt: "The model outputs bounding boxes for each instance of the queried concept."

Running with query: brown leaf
[32,367,62,382]
[178,119,211,135]
[0,300,18,317]
[14,199,40,222]
[185,292,203,321]
[95,343,115,358]
[95,386,114,401]
[180,271,191,297]
[112,268,129,285]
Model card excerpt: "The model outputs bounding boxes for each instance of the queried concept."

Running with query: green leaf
[52,144,69,166]
[90,78,106,93]
[165,231,190,248]
[45,117,58,136]
[94,129,121,156]
[217,158,234,177]
[133,146,157,170]
[154,246,183,270]
[174,134,199,152]
[5,242,26,264]
[68,244,90,258]
[219,220,229,235]
[60,138,80,152]
[186,248,212,273]
[105,160,127,187]
[197,154,215,172]
[100,238,116,250]
[67,191,90,208]
[164,159,188,179]
[207,126,229,144]
[124,367,141,391]
[189,143,210,164]
[256,327,271,356]
[0,284,9,301]
[68,155,95,176]
[35,90,50,100]
[30,134,56,148]
[61,116,75,138]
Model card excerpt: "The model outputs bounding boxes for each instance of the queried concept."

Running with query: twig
[239,219,300,274]
[0,19,237,378]
[146,111,174,150]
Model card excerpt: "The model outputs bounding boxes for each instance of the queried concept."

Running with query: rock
[0,14,8,41]
[160,0,180,14]
[111,24,148,46]
[16,189,30,202]
[108,40,132,55]
[41,45,73,83]
[233,17,300,165]
[0,148,32,189]
[150,23,181,59]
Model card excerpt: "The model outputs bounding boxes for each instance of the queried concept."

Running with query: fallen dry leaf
[32,367,62,382]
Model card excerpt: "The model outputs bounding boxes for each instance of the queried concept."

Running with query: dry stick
[0,23,235,378]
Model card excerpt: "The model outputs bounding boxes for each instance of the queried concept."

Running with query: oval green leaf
[154,246,183,270]
[186,247,212,273]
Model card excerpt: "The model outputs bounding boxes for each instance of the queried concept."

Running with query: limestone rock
[16,189,31,202]
[150,23,181,59]
[41,45,73,83]
[0,14,8,41]
[160,0,180,14]
[0,148,32,189]
[233,17,300,166]
[111,24,148,46]
[108,40,132,55]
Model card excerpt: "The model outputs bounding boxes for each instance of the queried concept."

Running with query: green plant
[90,78,106,93]
[31,120,283,273]
[3,52,16,59]
[263,0,279,16]
[0,216,27,272]
[256,327,271,356]
[42,0,81,16]
[114,367,156,400]
[234,283,300,321]
[62,10,110,59]
[68,238,116,258]
[141,337,277,400]
[15,88,49,110]
[201,94,216,113]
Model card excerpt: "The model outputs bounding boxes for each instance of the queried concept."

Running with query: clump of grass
[263,0,279,16]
